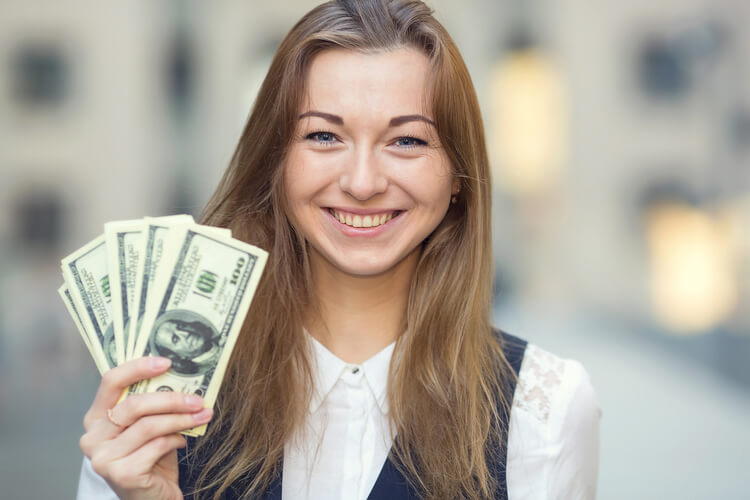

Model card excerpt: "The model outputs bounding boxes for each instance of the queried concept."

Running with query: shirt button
[352,367,360,374]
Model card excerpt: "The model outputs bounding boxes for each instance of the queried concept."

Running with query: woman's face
[284,47,456,277]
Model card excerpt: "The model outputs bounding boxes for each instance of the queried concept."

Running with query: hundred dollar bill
[128,216,230,360]
[128,226,267,436]
[105,220,145,363]
[61,235,117,371]
[128,215,194,360]
[58,284,107,374]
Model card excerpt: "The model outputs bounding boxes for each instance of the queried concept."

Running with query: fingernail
[150,357,171,370]
[193,408,213,422]
[185,394,203,407]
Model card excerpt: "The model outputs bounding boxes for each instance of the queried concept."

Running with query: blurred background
[0,0,748,498]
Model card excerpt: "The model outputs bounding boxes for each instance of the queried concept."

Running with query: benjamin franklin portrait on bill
[148,310,223,376]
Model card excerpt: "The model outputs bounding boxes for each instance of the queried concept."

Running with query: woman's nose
[338,148,388,201]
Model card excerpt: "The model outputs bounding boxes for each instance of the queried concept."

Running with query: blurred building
[486,0,750,384]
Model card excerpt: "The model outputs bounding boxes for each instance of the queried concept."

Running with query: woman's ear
[450,178,461,205]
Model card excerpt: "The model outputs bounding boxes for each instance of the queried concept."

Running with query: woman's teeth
[329,209,396,228]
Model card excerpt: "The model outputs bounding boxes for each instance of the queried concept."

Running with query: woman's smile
[324,207,404,235]
[328,208,399,228]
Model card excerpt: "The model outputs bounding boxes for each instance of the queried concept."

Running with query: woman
[77,1,600,499]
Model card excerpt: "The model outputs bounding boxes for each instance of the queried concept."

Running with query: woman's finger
[101,409,213,461]
[107,434,186,489]
[84,357,172,430]
[79,409,129,449]
[108,391,205,428]
[86,391,206,445]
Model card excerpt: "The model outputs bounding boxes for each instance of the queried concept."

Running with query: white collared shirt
[77,338,601,499]
[281,334,395,499]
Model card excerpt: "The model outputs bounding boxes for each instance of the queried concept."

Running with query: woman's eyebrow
[298,110,436,128]
[389,114,436,128]
[298,110,343,125]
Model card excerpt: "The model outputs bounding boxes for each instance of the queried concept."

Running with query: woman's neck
[304,246,419,364]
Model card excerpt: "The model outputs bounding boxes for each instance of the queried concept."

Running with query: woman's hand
[79,356,213,500]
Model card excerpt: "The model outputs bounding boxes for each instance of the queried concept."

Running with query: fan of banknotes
[58,215,268,436]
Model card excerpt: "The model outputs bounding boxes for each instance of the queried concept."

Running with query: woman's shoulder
[505,341,602,499]
[513,343,600,426]
[493,329,600,434]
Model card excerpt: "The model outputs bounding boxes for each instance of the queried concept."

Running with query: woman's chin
[313,244,421,279]
[327,258,398,278]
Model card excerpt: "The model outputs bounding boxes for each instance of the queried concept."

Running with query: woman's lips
[327,208,402,228]
[323,207,404,234]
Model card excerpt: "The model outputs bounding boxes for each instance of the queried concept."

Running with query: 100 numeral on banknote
[128,228,267,436]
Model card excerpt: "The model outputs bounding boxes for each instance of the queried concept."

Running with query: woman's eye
[172,334,179,344]
[306,131,337,145]
[394,136,427,148]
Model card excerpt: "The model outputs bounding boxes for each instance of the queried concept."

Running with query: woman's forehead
[300,47,433,117]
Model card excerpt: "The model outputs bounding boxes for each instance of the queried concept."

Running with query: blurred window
[11,43,70,109]
[730,108,750,152]
[12,188,66,252]
[166,33,195,118]
[637,39,690,99]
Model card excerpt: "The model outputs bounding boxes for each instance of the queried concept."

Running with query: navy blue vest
[178,330,527,499]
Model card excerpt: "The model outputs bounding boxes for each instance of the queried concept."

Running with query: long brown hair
[196,0,513,497]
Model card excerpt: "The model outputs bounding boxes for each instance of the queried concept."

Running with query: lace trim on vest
[513,343,565,423]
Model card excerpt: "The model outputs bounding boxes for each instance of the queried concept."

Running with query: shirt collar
[307,331,395,415]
